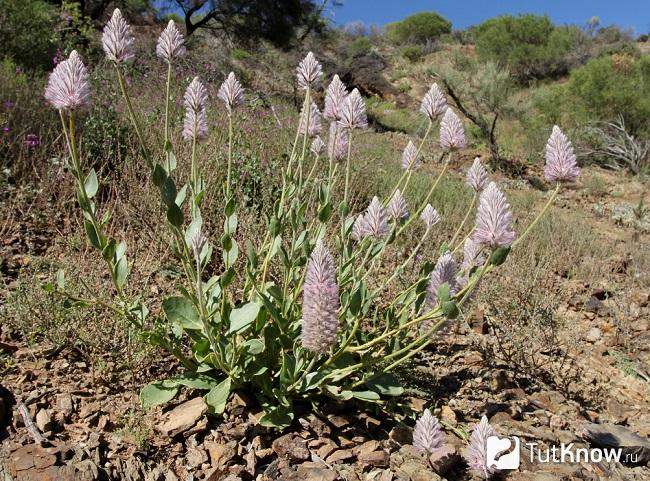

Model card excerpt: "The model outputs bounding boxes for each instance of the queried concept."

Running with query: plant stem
[512,183,560,248]
[388,119,433,201]
[164,62,172,148]
[449,191,477,247]
[226,113,233,198]
[343,128,353,206]
[114,65,151,168]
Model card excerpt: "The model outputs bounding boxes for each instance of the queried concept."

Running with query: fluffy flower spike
[401,141,420,170]
[299,101,322,137]
[102,9,135,64]
[426,252,459,308]
[338,89,368,130]
[156,20,186,63]
[44,50,90,111]
[466,415,497,479]
[217,72,244,113]
[473,182,516,248]
[323,74,348,121]
[413,409,444,455]
[311,136,325,156]
[420,83,447,120]
[439,108,466,151]
[301,242,339,353]
[184,77,208,113]
[351,214,369,241]
[420,204,441,228]
[328,123,348,161]
[182,77,208,141]
[189,229,208,264]
[467,157,488,192]
[544,125,580,182]
[363,197,389,239]
[297,52,322,89]
[387,189,409,221]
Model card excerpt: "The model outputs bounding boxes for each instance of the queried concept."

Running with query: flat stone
[355,440,380,456]
[358,450,389,467]
[206,442,236,467]
[272,433,310,461]
[428,444,459,475]
[581,422,650,464]
[185,446,208,468]
[326,449,355,463]
[157,397,207,437]
[395,459,442,481]
[35,409,52,433]
[585,327,602,343]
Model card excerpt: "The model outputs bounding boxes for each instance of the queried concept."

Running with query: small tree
[385,11,451,45]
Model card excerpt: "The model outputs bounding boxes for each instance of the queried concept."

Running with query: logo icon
[486,435,520,470]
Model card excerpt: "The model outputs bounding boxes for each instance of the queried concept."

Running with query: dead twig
[17,402,47,444]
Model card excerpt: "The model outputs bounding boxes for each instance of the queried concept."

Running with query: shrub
[474,15,587,81]
[347,36,373,60]
[44,13,577,428]
[401,45,424,63]
[385,12,451,45]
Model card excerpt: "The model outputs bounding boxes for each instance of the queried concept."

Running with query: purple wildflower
[466,415,497,479]
[401,140,420,170]
[467,157,488,192]
[363,197,390,240]
[473,182,516,248]
[299,101,322,137]
[323,74,348,121]
[387,189,409,221]
[544,125,580,182]
[420,204,441,229]
[156,20,186,63]
[420,83,447,120]
[3,100,14,109]
[24,134,40,147]
[102,8,135,64]
[296,52,322,89]
[217,72,244,113]
[426,252,459,308]
[189,229,208,264]
[301,242,339,353]
[461,237,485,272]
[184,77,208,113]
[328,122,348,161]
[44,50,90,111]
[413,409,444,455]
[310,136,325,156]
[439,108,466,151]
[338,89,368,130]
[182,105,208,141]
[351,214,369,241]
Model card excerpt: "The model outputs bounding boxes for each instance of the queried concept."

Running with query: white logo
[486,435,521,470]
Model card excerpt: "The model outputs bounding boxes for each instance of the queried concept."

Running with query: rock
[358,450,389,467]
[606,398,628,424]
[439,406,457,425]
[272,433,310,461]
[157,397,207,437]
[341,53,399,99]
[355,440,380,456]
[428,444,459,475]
[279,464,337,481]
[585,327,602,343]
[326,448,355,463]
[389,426,412,445]
[185,446,208,469]
[327,414,350,429]
[630,290,649,307]
[206,442,236,467]
[395,459,442,481]
[316,440,337,460]
[581,422,650,464]
[35,409,52,433]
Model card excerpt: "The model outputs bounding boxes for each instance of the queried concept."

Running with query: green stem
[388,120,433,201]
[512,183,560,248]
[343,128,353,207]
[114,64,151,168]
[164,62,172,146]
[449,192,477,247]
[226,113,233,198]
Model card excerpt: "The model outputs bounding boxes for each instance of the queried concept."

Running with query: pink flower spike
[301,242,339,353]
[544,125,580,182]
[338,89,368,130]
[420,204,440,228]
[363,196,389,240]
[310,136,325,156]
[473,182,516,248]
[387,189,409,221]
[413,409,444,455]
[439,108,466,151]
[156,20,186,63]
[328,122,348,161]
[467,157,488,192]
[420,83,447,120]
[323,74,348,121]
[182,108,208,141]
[184,77,208,113]
[102,8,135,63]
[217,72,244,113]
[426,252,459,308]
[401,140,420,170]
[44,50,90,111]
[297,52,322,89]
[299,101,322,137]
[466,415,497,479]
[351,214,369,241]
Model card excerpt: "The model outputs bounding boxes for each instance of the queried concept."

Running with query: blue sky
[328,0,650,35]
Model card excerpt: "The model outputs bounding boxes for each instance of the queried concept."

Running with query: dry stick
[18,402,47,444]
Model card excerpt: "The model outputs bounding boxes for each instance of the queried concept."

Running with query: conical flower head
[184,77,208,113]
[439,108,466,151]
[102,9,135,63]
[188,228,208,264]
[301,242,339,353]
[323,74,348,121]
[466,415,497,479]
[297,51,322,89]
[420,83,447,120]
[426,252,459,308]
[328,122,348,161]
[299,101,322,137]
[44,50,90,111]
[338,89,368,130]
[473,182,516,248]
[351,214,369,241]
[364,196,389,239]
[401,140,421,170]
[467,157,488,192]
[544,125,580,182]
[387,189,409,221]
[413,409,444,455]
[420,204,441,229]
[182,107,208,141]
[217,72,244,113]
[156,20,186,63]
[461,237,485,272]
[310,136,325,156]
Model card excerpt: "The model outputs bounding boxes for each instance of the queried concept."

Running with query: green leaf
[115,256,128,289]
[365,373,404,396]
[102,239,116,262]
[436,282,452,303]
[161,176,177,207]
[152,164,167,187]
[167,204,184,227]
[245,240,258,269]
[176,184,188,206]
[140,382,179,407]
[223,238,238,268]
[489,246,511,266]
[318,202,333,222]
[204,378,231,414]
[55,269,65,290]
[229,302,262,334]
[84,220,102,249]
[84,169,98,198]
[442,300,459,319]
[352,390,381,401]
[258,404,293,428]
[244,339,264,355]
[224,212,238,233]
[163,296,201,330]
[224,198,236,216]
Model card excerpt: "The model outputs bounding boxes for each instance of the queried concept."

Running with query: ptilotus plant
[45,10,580,428]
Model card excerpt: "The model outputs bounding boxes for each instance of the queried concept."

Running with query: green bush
[474,15,586,81]
[401,45,424,63]
[385,12,451,45]
[347,36,373,59]
[0,0,57,70]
